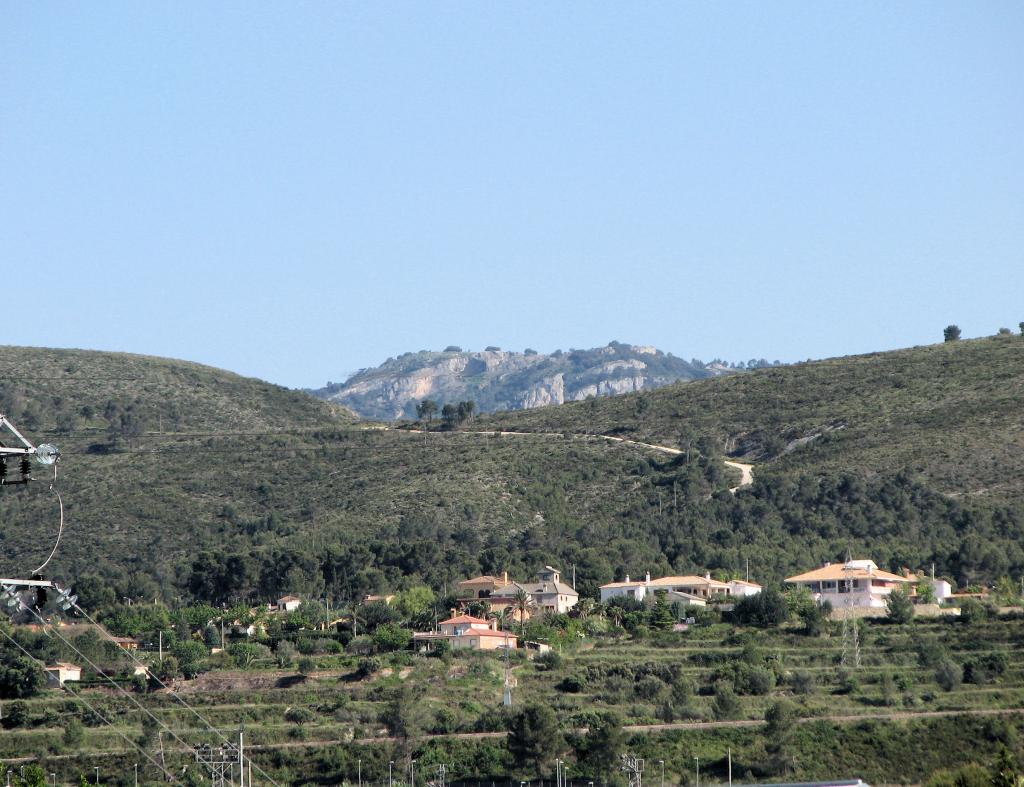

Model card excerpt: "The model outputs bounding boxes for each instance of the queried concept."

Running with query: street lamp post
[411,760,416,787]
[50,774,56,787]
[94,767,99,786]
[694,758,699,787]
[134,764,139,787]
[658,760,664,787]
[388,761,394,787]
[358,759,361,787]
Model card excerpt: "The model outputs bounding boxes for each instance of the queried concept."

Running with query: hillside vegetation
[485,335,1024,501]
[0,338,1023,610]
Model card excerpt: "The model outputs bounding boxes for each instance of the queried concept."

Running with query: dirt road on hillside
[396,427,756,492]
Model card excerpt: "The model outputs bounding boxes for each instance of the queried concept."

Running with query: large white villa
[599,572,762,604]
[785,559,916,609]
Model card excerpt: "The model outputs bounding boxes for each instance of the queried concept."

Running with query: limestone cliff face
[310,342,730,420]
[518,374,565,409]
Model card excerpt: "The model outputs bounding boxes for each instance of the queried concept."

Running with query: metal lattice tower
[840,591,860,669]
[620,754,644,787]
[194,742,240,787]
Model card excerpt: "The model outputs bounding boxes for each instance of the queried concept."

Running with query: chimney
[503,571,508,585]
[705,571,711,580]
[625,574,630,584]
[645,572,651,584]
[824,561,831,567]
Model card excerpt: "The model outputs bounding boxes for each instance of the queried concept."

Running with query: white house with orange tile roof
[413,614,518,651]
[600,572,755,604]
[456,573,512,600]
[45,662,82,687]
[785,559,916,609]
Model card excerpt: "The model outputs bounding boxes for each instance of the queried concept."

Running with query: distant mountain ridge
[309,342,743,419]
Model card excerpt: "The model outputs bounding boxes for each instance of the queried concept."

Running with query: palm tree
[512,587,533,635]
[573,598,596,621]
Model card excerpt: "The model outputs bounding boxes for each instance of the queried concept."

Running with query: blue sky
[2,3,1022,387]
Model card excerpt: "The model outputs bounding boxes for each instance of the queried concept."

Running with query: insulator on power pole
[0,457,6,482]
[19,456,31,481]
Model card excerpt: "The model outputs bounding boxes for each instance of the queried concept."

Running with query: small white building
[785,559,916,609]
[276,595,302,612]
[727,579,763,597]
[45,662,82,687]
[931,578,953,604]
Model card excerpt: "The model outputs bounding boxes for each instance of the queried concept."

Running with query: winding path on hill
[390,426,756,492]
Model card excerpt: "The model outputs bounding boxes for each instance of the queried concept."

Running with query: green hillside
[485,334,1024,500]
[1,337,1023,610]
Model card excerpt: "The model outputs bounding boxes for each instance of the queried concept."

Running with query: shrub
[63,718,85,747]
[886,587,914,624]
[964,652,1007,685]
[297,657,317,675]
[634,675,668,701]
[347,635,375,655]
[790,670,816,695]
[0,653,46,699]
[712,682,742,720]
[533,651,563,671]
[275,640,297,668]
[732,589,790,627]
[959,599,992,626]
[556,675,587,693]
[372,624,412,653]
[935,659,962,691]
[285,707,315,725]
[355,657,382,678]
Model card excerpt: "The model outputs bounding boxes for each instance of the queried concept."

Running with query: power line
[20,604,208,760]
[0,626,175,781]
[69,600,282,787]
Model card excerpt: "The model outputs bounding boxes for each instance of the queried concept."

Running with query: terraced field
[4,614,1024,784]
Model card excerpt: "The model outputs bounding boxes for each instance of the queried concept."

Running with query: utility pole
[693,758,699,787]
[728,747,732,786]
[388,761,393,787]
[238,727,245,787]
[158,631,163,662]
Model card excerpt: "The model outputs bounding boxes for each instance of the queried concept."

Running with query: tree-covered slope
[1,338,1023,610]
[483,335,1024,501]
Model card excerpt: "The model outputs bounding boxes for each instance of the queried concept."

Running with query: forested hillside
[485,335,1024,501]
[1,337,1023,612]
